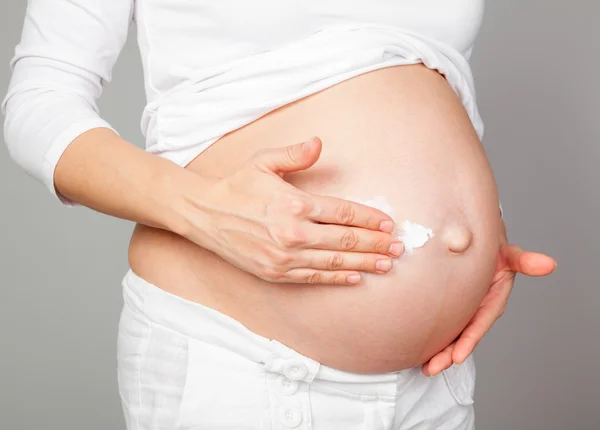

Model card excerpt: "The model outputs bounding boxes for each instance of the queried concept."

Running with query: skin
[55,129,402,284]
[53,64,557,373]
[422,227,557,376]
[125,64,552,373]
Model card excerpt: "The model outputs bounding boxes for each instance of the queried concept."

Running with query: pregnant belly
[128,64,503,373]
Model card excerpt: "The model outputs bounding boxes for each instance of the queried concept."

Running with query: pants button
[283,360,309,381]
[277,374,300,395]
[279,405,302,428]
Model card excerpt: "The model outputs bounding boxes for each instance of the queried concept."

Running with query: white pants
[117,269,476,430]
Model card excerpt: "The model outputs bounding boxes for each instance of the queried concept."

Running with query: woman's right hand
[176,137,405,286]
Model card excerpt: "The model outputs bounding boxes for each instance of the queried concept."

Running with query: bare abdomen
[128,64,502,373]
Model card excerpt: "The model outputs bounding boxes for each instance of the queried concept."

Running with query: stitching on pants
[391,373,400,429]
[134,280,152,430]
[310,382,397,402]
[172,336,191,429]
[262,369,272,430]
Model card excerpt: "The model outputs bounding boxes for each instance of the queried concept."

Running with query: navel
[442,225,473,254]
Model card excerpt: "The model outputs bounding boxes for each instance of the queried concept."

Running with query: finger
[452,282,513,364]
[302,223,405,257]
[501,245,557,276]
[279,268,364,286]
[294,249,395,274]
[423,343,455,377]
[308,194,396,233]
[251,136,322,175]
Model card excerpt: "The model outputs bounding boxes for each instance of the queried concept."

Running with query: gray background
[1,1,598,429]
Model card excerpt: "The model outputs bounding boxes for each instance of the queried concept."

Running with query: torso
[129,64,501,374]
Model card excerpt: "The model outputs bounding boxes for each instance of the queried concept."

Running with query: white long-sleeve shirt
[2,0,485,206]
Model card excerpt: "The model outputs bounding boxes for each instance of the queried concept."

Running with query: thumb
[252,136,322,176]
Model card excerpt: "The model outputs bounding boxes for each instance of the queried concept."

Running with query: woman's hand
[421,221,557,376]
[175,136,405,286]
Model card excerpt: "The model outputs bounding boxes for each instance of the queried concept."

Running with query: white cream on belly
[396,220,435,254]
[345,195,434,255]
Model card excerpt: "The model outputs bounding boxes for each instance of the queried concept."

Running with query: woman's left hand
[421,222,557,377]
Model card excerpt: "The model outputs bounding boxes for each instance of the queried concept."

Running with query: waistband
[121,268,408,392]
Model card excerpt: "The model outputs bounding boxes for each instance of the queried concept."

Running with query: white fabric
[118,269,477,429]
[2,0,485,205]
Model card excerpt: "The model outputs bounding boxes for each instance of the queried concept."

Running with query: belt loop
[262,339,320,384]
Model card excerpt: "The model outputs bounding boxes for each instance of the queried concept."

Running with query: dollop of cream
[396,220,434,254]
[345,195,434,255]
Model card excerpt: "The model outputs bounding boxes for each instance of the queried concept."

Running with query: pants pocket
[441,355,476,406]
[117,306,189,430]
[175,337,268,430]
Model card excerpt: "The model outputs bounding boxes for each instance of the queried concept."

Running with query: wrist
[153,164,216,244]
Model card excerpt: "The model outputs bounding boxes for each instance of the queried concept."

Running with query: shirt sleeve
[1,0,135,206]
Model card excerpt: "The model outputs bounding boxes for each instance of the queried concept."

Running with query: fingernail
[388,242,403,257]
[347,274,361,284]
[379,220,394,233]
[376,259,392,272]
[302,137,317,152]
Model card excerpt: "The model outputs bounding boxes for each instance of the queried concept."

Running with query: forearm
[54,127,206,235]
